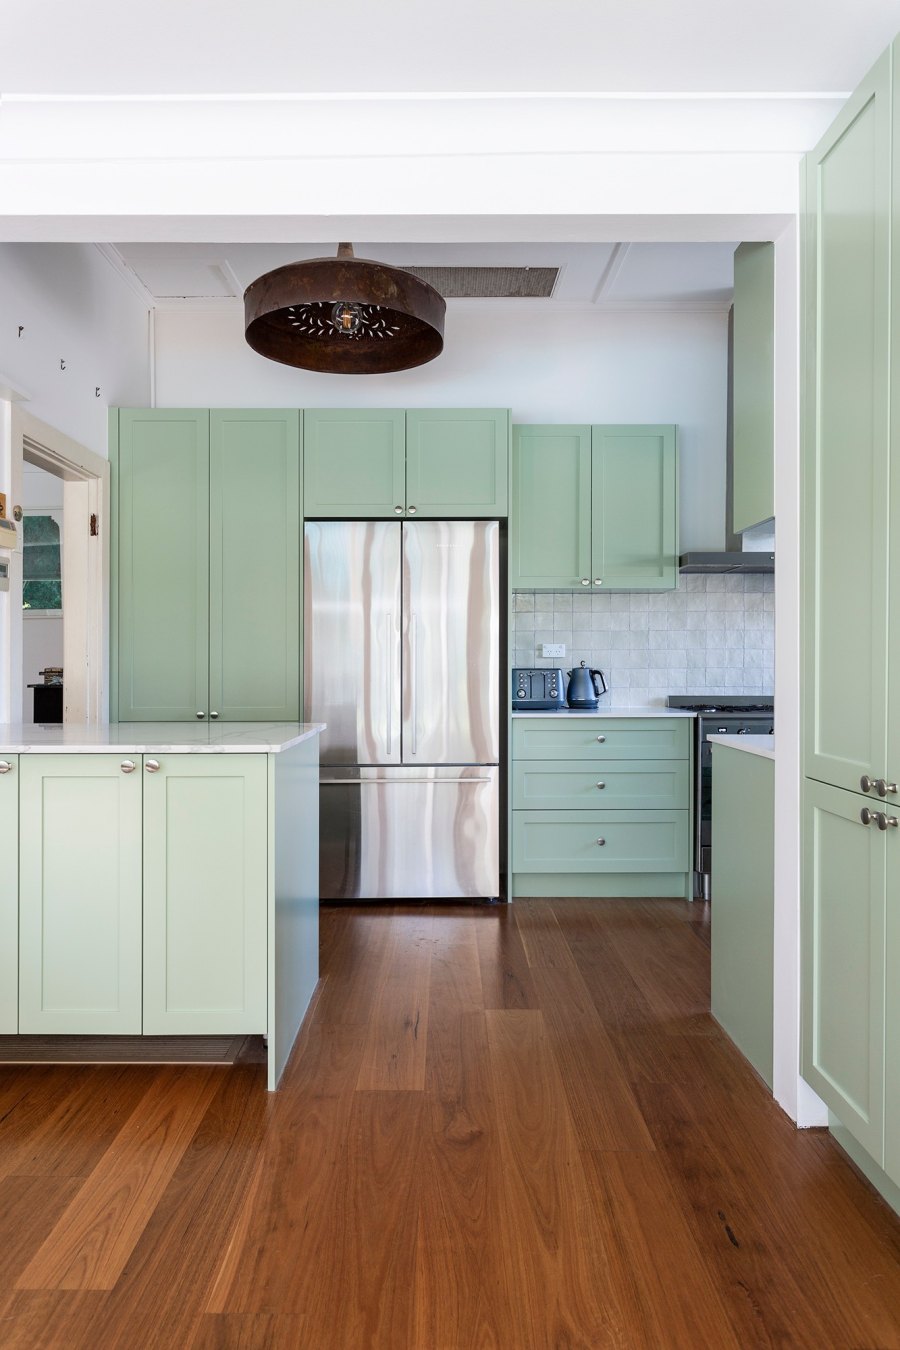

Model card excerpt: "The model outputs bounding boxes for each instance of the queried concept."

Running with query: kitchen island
[0,722,324,1089]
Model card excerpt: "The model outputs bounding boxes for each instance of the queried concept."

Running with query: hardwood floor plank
[355,912,433,1091]
[15,1067,221,1292]
[0,1175,82,1287]
[474,906,537,1010]
[190,1312,308,1349]
[484,1009,629,1348]
[0,1291,108,1350]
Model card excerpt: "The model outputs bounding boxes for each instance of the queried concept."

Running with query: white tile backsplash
[512,573,774,707]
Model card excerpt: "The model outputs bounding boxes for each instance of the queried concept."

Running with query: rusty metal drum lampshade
[244,243,446,374]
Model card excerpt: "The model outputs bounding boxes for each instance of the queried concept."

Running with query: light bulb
[332,301,362,336]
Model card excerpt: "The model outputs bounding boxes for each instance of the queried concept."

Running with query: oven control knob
[718,726,727,734]
[737,727,748,735]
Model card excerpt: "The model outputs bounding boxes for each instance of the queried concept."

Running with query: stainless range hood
[680,303,774,575]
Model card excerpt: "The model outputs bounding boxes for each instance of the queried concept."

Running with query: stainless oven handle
[386,611,392,757]
[410,612,418,756]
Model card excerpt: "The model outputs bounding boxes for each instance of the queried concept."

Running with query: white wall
[0,243,150,457]
[155,301,730,553]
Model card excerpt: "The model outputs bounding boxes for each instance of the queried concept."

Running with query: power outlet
[540,642,566,659]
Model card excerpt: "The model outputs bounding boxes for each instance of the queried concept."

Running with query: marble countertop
[0,722,326,754]
[709,733,775,761]
[511,705,696,719]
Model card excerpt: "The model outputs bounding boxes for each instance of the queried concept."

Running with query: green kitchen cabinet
[510,426,592,587]
[114,409,301,721]
[513,809,689,874]
[304,407,509,518]
[303,409,405,517]
[732,242,775,534]
[0,756,18,1032]
[18,755,143,1034]
[405,409,508,516]
[511,424,677,590]
[802,51,892,796]
[143,754,268,1035]
[210,410,301,720]
[117,409,210,721]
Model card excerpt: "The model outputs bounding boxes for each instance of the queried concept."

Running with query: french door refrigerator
[304,519,500,900]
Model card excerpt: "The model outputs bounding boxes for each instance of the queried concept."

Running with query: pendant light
[244,243,446,374]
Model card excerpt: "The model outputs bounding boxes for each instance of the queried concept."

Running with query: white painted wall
[0,243,150,457]
[155,300,730,553]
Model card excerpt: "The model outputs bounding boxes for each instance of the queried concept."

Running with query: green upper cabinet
[511,423,677,590]
[114,409,301,721]
[591,426,677,590]
[303,409,405,517]
[511,426,592,588]
[802,51,891,794]
[303,408,509,518]
[210,411,301,720]
[405,409,509,517]
[732,242,775,533]
[117,409,210,721]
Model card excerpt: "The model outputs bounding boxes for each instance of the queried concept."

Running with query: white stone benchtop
[0,722,326,754]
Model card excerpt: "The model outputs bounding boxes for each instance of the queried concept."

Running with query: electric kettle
[566,660,608,709]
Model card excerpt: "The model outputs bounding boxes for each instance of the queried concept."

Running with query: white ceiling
[111,242,738,306]
[2,0,897,95]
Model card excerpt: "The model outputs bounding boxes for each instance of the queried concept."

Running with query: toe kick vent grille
[401,266,558,298]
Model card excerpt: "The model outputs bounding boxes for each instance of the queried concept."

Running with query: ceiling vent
[400,266,558,299]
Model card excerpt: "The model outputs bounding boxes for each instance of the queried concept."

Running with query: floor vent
[401,266,558,298]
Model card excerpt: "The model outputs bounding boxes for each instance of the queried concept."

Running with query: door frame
[1,402,109,724]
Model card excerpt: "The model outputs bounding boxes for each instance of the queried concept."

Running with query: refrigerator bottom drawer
[319,767,499,901]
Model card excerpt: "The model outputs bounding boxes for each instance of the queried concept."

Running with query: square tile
[513,592,535,611]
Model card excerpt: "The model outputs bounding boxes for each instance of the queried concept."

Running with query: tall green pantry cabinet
[801,43,900,1205]
[112,409,301,721]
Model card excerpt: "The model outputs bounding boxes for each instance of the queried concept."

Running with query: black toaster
[512,667,566,710]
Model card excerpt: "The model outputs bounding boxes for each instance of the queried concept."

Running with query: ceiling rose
[244,243,446,374]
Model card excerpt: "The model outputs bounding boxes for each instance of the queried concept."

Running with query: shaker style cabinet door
[210,410,301,721]
[732,242,775,533]
[117,409,210,720]
[591,425,677,590]
[802,51,892,795]
[19,755,143,1034]
[0,755,18,1032]
[510,426,592,588]
[142,755,268,1035]
[303,409,406,517]
[405,409,509,517]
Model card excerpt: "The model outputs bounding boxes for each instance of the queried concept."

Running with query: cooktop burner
[666,695,774,715]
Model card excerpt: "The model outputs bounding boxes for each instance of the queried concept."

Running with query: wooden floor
[1,899,900,1349]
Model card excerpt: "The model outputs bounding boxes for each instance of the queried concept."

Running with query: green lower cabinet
[303,409,405,517]
[19,756,143,1034]
[802,778,886,1164]
[406,409,508,517]
[512,759,689,811]
[143,755,268,1035]
[0,756,18,1032]
[512,717,691,762]
[591,426,677,589]
[513,809,689,873]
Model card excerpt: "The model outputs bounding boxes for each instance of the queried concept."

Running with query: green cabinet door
[19,755,143,1034]
[117,409,210,721]
[143,754,268,1034]
[405,409,509,517]
[510,426,592,588]
[303,409,405,517]
[732,243,775,534]
[802,778,885,1163]
[802,52,891,795]
[591,425,677,590]
[887,836,900,1186]
[210,410,301,720]
[0,756,18,1032]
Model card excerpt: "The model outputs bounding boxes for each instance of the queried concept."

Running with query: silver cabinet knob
[594,579,603,586]
[596,838,606,846]
[875,811,899,831]
[120,760,136,773]
[210,711,219,720]
[581,578,590,586]
[0,760,12,774]
[145,759,160,773]
[861,807,875,826]
[596,735,606,743]
[196,711,205,719]
[408,505,417,514]
[394,506,403,515]
[875,779,897,797]
[596,781,606,789]
[860,775,874,794]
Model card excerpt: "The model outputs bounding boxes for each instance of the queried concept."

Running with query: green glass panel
[22,515,61,609]
[23,580,62,611]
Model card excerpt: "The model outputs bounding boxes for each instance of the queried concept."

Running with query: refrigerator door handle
[386,611,393,757]
[410,612,418,755]
[320,777,495,785]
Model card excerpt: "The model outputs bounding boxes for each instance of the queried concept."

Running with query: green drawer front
[512,810,689,873]
[512,718,691,761]
[512,759,690,811]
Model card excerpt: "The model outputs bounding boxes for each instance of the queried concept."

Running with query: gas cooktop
[666,695,774,715]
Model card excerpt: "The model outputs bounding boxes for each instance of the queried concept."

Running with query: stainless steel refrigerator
[304,519,500,901]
